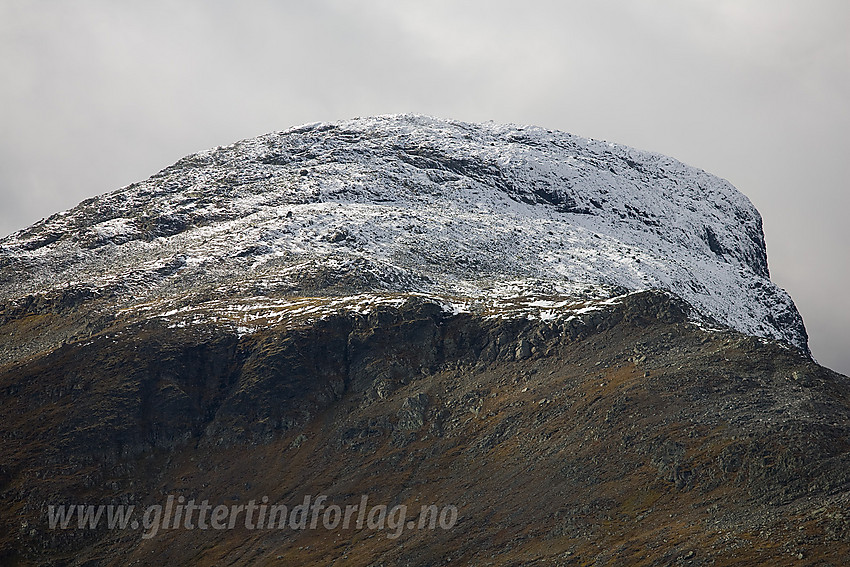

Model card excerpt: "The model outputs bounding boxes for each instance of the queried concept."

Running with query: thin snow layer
[118,292,608,338]
[0,114,808,351]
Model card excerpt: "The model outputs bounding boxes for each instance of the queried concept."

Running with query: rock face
[2,116,846,566]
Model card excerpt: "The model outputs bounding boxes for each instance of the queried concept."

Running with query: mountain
[2,115,848,566]
[0,114,807,357]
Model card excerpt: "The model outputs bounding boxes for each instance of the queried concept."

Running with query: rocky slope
[2,291,849,566]
[1,115,845,566]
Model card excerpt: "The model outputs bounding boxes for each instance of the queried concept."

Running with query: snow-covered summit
[0,114,808,351]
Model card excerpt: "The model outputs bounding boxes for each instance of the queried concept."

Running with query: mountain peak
[0,115,807,352]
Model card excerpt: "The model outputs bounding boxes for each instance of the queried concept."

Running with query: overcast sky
[1,0,847,374]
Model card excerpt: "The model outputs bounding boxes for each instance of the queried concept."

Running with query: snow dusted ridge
[0,114,807,351]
